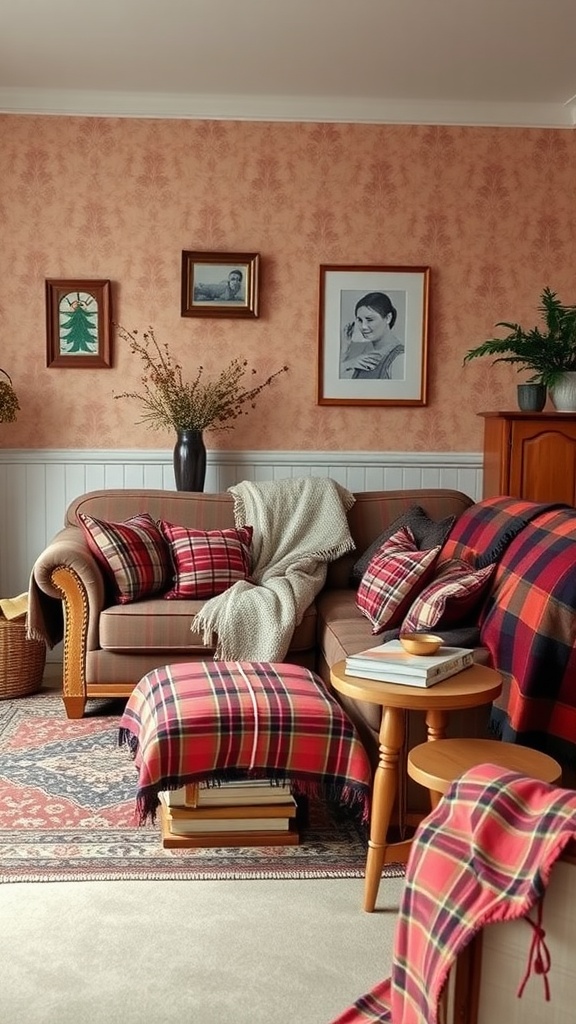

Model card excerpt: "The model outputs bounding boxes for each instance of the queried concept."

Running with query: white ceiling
[1,0,576,127]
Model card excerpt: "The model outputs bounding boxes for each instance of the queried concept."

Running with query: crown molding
[0,87,573,128]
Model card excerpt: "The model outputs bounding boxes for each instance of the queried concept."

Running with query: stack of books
[158,779,299,848]
[345,639,475,688]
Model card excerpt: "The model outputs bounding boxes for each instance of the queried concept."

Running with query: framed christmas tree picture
[45,279,112,368]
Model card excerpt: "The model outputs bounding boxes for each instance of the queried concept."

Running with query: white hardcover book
[346,640,474,684]
[160,781,295,808]
[344,661,472,688]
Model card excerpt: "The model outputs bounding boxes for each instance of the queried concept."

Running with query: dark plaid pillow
[356,526,441,634]
[349,506,456,587]
[402,559,496,633]
[78,512,172,604]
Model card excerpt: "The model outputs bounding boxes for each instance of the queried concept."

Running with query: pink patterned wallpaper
[0,115,574,451]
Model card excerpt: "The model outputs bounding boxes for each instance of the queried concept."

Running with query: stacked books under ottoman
[159,779,299,848]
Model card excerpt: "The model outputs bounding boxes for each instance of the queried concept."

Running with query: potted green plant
[464,287,576,412]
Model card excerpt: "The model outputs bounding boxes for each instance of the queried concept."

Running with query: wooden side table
[407,737,562,807]
[330,661,502,912]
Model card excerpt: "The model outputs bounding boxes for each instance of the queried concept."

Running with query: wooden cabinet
[480,411,576,504]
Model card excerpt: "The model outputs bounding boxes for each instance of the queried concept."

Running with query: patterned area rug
[0,691,405,883]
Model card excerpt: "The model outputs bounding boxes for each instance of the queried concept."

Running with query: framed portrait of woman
[317,265,430,406]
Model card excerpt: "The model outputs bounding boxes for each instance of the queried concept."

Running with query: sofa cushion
[77,512,172,604]
[159,522,253,600]
[316,589,383,733]
[356,526,441,634]
[349,505,456,587]
[402,559,496,633]
[99,596,318,654]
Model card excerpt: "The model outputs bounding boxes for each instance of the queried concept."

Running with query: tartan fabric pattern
[159,522,253,600]
[402,558,495,633]
[437,495,564,568]
[330,764,576,1024]
[356,527,440,634]
[439,498,576,753]
[78,512,171,604]
[118,661,373,823]
[350,506,455,587]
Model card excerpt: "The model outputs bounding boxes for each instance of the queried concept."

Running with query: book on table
[345,639,475,688]
[160,778,295,809]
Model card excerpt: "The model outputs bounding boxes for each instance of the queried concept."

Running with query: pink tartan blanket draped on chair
[118,661,372,823]
[330,764,576,1024]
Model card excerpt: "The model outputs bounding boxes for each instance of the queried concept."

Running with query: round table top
[330,660,502,711]
[407,737,562,791]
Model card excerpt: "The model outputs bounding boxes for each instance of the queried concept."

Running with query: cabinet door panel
[509,423,576,504]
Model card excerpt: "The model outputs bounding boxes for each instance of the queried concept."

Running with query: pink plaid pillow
[159,522,253,599]
[402,558,496,633]
[356,526,441,634]
[78,512,171,604]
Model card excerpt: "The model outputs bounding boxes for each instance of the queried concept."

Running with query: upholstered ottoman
[119,661,372,838]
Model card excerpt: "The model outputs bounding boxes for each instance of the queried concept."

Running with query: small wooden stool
[408,737,562,809]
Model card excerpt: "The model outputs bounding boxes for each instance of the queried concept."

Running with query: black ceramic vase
[517,383,547,412]
[173,429,207,491]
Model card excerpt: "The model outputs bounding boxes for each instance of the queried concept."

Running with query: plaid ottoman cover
[119,660,372,823]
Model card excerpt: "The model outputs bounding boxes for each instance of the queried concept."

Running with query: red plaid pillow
[78,512,171,604]
[159,522,253,599]
[402,558,496,633]
[356,526,441,634]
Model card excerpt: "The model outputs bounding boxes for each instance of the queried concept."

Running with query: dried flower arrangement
[0,369,19,423]
[114,324,288,432]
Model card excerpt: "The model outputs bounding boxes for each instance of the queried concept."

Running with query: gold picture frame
[181,251,259,318]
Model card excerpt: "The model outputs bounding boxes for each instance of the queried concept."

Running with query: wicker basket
[0,617,46,699]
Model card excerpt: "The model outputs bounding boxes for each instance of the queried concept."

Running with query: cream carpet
[0,875,403,1024]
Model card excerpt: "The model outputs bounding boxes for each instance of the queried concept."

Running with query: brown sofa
[31,486,489,792]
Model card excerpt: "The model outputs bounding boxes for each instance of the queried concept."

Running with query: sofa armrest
[29,525,107,652]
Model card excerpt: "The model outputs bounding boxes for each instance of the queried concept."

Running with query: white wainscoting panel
[0,448,482,638]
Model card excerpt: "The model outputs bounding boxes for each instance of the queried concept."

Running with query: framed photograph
[181,251,259,318]
[317,265,430,406]
[45,279,112,369]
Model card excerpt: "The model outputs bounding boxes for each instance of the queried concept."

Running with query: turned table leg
[425,708,448,741]
[363,705,405,913]
[425,708,449,808]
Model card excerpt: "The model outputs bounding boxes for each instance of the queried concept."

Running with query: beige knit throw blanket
[191,477,356,662]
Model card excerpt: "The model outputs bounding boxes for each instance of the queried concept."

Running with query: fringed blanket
[330,764,576,1024]
[118,661,372,824]
[191,477,356,662]
[440,497,576,761]
[438,494,567,568]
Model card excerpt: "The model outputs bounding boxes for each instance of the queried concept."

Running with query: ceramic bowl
[399,633,443,656]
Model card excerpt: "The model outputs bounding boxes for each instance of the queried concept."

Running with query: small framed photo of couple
[317,265,430,406]
[181,251,260,319]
